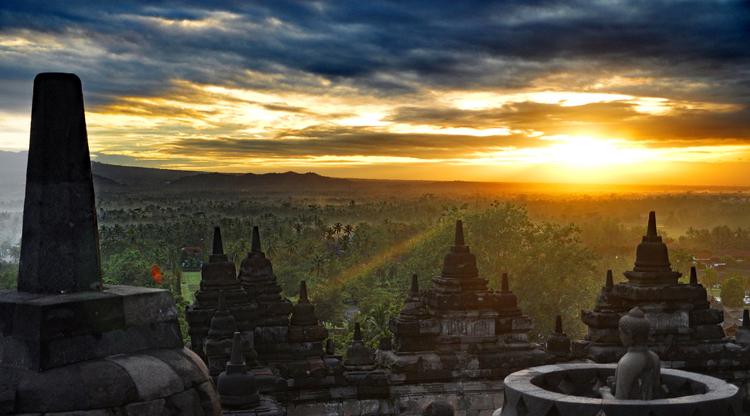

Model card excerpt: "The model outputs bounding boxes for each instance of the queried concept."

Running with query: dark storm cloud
[160,128,539,159]
[388,102,640,129]
[389,102,750,141]
[2,0,750,166]
[2,0,749,106]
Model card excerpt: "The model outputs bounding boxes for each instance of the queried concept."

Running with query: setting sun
[537,135,652,167]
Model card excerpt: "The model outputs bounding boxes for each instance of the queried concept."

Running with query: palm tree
[343,224,354,237]
[265,238,277,258]
[310,253,328,280]
[364,302,395,347]
[283,238,297,256]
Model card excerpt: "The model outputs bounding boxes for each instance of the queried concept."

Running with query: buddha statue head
[618,307,650,347]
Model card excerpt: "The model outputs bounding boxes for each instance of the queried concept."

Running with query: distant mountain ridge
[168,171,350,190]
[0,150,746,198]
[0,150,353,195]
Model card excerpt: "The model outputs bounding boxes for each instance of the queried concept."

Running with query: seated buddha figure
[600,307,661,400]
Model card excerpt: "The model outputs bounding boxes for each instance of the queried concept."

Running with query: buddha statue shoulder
[600,307,661,400]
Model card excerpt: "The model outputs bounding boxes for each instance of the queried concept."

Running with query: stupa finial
[213,226,224,255]
[353,322,363,341]
[299,280,309,304]
[454,220,465,246]
[606,269,614,289]
[501,272,510,293]
[555,315,564,334]
[251,226,261,253]
[646,211,657,238]
[229,331,244,367]
[410,273,419,295]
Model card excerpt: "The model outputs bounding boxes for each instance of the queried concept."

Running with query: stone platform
[285,379,504,416]
[0,347,219,415]
[0,285,183,371]
[0,285,222,415]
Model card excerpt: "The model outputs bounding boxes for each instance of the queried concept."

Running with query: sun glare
[540,135,653,167]
[472,135,655,169]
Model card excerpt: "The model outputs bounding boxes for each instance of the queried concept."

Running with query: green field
[181,271,201,303]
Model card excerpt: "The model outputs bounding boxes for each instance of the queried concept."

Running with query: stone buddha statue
[600,307,661,400]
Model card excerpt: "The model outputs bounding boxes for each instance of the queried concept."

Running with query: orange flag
[151,264,163,285]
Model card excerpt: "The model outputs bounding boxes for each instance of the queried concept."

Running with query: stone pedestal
[0,286,183,371]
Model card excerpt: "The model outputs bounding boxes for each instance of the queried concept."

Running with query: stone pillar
[18,73,101,293]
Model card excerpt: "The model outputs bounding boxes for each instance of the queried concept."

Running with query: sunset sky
[1,1,749,185]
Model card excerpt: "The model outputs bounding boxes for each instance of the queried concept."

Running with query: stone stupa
[187,226,257,362]
[582,211,732,361]
[237,227,293,363]
[580,211,750,396]
[380,220,548,383]
[0,73,220,415]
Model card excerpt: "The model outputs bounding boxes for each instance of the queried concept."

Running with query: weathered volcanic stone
[344,323,375,370]
[18,73,101,294]
[389,274,432,352]
[0,73,220,415]
[237,227,293,364]
[0,285,183,371]
[287,281,327,345]
[545,315,571,358]
[217,333,285,415]
[203,292,257,380]
[218,333,260,409]
[379,220,547,383]
[582,212,735,361]
[187,226,257,362]
[580,212,750,403]
[238,227,292,327]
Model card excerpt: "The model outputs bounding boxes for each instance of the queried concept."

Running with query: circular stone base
[501,363,740,416]
[2,347,221,415]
